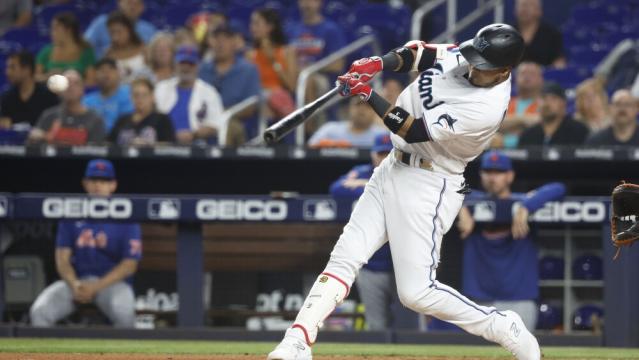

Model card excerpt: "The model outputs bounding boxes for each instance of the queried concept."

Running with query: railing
[294,34,382,146]
[217,95,261,146]
[411,0,504,43]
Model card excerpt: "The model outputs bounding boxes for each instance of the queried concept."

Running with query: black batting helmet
[459,23,524,70]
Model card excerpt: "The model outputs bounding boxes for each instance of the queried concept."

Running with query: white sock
[289,272,349,345]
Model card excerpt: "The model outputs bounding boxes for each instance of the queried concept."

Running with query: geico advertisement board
[195,199,287,220]
[42,197,133,219]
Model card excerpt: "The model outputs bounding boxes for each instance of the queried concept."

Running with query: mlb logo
[303,200,336,221]
[472,201,495,222]
[148,199,180,220]
[0,197,7,218]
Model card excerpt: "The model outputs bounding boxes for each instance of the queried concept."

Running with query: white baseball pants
[293,152,507,343]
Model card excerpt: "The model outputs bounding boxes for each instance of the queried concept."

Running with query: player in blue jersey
[30,159,142,327]
[456,150,565,330]
[329,133,395,330]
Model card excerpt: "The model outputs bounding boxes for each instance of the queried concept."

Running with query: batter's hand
[336,74,372,101]
[347,56,383,83]
[457,206,475,239]
[511,206,530,240]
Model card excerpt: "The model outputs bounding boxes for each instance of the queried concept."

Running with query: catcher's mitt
[611,181,639,259]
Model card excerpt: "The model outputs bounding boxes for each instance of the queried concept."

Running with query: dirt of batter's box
[0,354,473,360]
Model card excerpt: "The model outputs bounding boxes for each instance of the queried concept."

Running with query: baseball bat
[263,86,341,144]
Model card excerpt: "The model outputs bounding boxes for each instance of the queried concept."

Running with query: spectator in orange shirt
[247,8,297,92]
[497,62,543,148]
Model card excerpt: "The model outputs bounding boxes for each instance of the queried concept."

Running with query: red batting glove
[336,74,372,101]
[347,56,383,83]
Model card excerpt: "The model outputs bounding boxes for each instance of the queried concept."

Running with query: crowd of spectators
[0,0,637,150]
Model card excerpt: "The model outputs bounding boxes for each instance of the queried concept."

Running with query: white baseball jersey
[392,46,511,175]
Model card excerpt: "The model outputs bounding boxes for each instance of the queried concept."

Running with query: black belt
[394,149,471,195]
[394,149,433,171]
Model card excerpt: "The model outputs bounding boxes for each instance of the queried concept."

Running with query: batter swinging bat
[263,86,341,144]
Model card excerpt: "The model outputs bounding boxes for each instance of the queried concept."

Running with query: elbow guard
[383,106,430,143]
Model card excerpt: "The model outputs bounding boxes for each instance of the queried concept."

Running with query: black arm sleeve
[367,91,392,119]
[381,45,438,73]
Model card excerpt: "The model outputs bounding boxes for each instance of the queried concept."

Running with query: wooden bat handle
[263,86,341,144]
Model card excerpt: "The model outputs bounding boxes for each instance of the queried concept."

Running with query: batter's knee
[396,285,439,314]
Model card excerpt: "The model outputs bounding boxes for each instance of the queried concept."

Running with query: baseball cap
[480,150,512,171]
[372,133,393,153]
[541,81,567,101]
[85,159,116,180]
[174,45,200,64]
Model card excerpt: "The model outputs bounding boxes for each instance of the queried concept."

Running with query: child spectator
[109,77,175,145]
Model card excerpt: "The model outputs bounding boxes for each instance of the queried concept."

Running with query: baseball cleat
[497,310,541,360]
[267,327,312,360]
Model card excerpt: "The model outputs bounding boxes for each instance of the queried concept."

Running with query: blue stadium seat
[348,3,410,51]
[543,66,592,90]
[0,40,22,56]
[567,44,610,67]
[1,27,47,54]
[227,3,263,26]
[2,27,41,43]
[34,3,77,35]
[163,4,205,30]
[0,55,7,92]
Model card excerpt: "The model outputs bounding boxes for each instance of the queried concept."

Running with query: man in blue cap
[329,133,414,330]
[30,159,142,328]
[155,45,224,144]
[456,150,565,330]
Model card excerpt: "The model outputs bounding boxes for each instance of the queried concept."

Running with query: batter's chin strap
[366,92,430,143]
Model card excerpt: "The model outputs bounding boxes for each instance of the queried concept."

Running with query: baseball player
[30,159,142,327]
[268,24,541,360]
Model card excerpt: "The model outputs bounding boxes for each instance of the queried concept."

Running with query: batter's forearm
[366,92,430,143]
